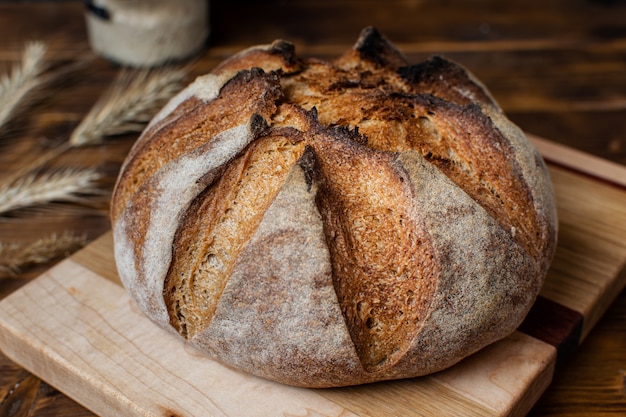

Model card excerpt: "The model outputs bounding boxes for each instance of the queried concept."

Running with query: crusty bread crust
[111,27,557,387]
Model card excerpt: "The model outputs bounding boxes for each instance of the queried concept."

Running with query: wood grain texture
[0,0,625,416]
[529,284,626,417]
[530,135,626,190]
[540,166,626,340]
[519,296,583,370]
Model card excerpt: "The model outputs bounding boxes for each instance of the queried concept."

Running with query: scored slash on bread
[111,27,557,387]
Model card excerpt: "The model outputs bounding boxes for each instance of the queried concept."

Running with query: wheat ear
[0,167,101,215]
[0,232,87,278]
[69,66,188,146]
[0,42,48,133]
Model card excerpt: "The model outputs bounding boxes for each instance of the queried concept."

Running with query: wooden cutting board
[0,136,625,417]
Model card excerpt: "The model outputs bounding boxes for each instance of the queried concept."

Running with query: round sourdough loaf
[111,27,557,388]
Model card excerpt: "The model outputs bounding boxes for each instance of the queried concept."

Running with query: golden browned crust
[110,69,281,222]
[164,133,306,338]
[111,27,557,388]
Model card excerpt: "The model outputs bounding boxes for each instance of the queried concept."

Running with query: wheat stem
[0,167,101,214]
[69,66,188,146]
[0,232,87,278]
[0,42,48,133]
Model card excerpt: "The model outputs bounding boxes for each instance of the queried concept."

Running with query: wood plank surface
[1,1,625,416]
[539,167,626,333]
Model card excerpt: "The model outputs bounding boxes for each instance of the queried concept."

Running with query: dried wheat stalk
[0,232,87,278]
[69,66,188,146]
[0,64,187,274]
[0,42,48,133]
[0,167,101,215]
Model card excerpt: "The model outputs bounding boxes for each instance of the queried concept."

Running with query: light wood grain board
[1,139,626,417]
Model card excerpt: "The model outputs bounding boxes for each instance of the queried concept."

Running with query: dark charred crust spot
[398,56,451,84]
[306,106,368,147]
[236,66,267,82]
[330,125,366,145]
[412,92,449,111]
[249,113,269,137]
[269,39,297,66]
[327,77,363,91]
[298,146,317,191]
[306,106,319,120]
[353,27,408,69]
[398,56,499,109]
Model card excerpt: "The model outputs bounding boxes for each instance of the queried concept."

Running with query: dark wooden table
[0,1,625,416]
